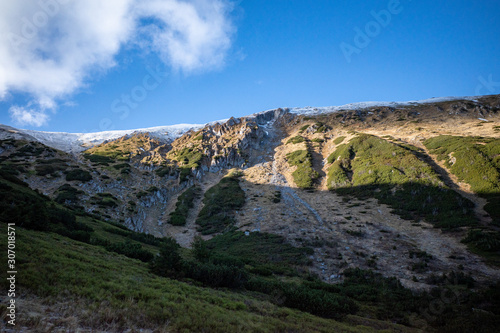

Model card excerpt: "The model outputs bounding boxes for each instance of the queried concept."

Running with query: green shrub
[299,124,310,133]
[272,191,281,203]
[55,184,84,204]
[103,226,170,247]
[424,136,500,223]
[287,136,305,144]
[136,191,148,198]
[314,122,329,133]
[35,164,59,176]
[0,173,95,242]
[91,193,119,208]
[83,153,115,165]
[245,277,357,320]
[169,186,201,226]
[183,260,249,288]
[286,150,319,189]
[173,147,204,169]
[112,163,130,170]
[196,176,245,234]
[0,163,21,176]
[65,169,92,182]
[93,238,154,262]
[15,143,47,156]
[192,236,210,262]
[326,134,477,229]
[281,285,357,319]
[333,136,346,145]
[150,237,183,276]
[155,165,175,177]
[205,231,313,270]
[462,229,500,252]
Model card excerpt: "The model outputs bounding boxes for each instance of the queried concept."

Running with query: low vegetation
[299,124,310,133]
[1,224,382,332]
[462,229,500,252]
[424,135,500,224]
[196,174,245,234]
[83,153,115,165]
[168,186,201,226]
[65,168,93,182]
[35,158,69,177]
[171,147,205,182]
[314,122,329,133]
[54,184,84,206]
[287,136,305,144]
[155,164,176,177]
[333,136,346,145]
[1,162,500,331]
[0,172,93,242]
[327,134,477,229]
[286,149,319,189]
[91,193,119,208]
[84,133,160,162]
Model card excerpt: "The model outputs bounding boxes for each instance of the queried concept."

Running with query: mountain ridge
[3,94,494,154]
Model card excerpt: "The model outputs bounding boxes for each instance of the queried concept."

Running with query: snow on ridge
[22,123,207,154]
[11,95,488,153]
[20,118,233,154]
[288,96,481,115]
[78,124,206,142]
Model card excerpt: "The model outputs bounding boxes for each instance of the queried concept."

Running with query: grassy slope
[424,135,500,224]
[171,146,205,181]
[286,148,319,189]
[1,174,498,333]
[0,167,416,332]
[84,134,157,162]
[0,224,401,333]
[423,136,500,263]
[196,175,246,234]
[169,185,201,226]
[326,134,477,229]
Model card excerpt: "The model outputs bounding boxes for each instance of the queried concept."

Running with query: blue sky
[0,0,499,133]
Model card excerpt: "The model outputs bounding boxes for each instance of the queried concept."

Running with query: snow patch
[22,124,206,154]
[288,96,481,116]
[4,95,488,153]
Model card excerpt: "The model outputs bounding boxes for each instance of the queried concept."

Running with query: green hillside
[1,167,499,331]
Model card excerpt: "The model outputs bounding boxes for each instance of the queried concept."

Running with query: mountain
[1,94,500,332]
[4,96,483,155]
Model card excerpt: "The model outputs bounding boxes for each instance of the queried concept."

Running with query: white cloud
[9,105,50,127]
[0,0,234,127]
[135,0,233,72]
